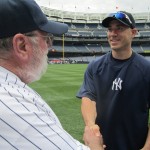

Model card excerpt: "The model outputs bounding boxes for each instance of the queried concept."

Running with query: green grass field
[29,64,87,142]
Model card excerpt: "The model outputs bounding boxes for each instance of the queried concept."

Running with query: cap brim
[40,20,68,35]
[102,17,130,28]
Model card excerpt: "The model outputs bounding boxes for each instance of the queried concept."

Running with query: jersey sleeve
[76,60,96,101]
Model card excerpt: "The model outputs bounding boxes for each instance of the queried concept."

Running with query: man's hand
[83,125,105,150]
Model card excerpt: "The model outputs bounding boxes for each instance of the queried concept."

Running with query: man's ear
[12,34,32,61]
[132,28,138,38]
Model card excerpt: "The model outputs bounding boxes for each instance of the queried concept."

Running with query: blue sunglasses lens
[114,13,125,19]
[109,12,126,19]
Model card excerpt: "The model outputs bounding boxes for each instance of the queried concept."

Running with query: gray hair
[0,37,13,50]
[0,31,38,51]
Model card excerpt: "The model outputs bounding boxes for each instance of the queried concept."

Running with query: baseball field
[29,64,87,142]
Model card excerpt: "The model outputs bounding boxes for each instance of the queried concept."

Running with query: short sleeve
[76,61,96,101]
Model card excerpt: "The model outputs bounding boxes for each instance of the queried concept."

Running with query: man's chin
[110,46,120,51]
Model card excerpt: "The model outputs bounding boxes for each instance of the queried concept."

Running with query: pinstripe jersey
[0,67,90,150]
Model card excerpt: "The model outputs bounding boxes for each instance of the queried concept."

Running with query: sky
[35,0,150,13]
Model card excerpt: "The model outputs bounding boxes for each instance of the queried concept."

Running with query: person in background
[0,0,104,149]
[77,11,150,150]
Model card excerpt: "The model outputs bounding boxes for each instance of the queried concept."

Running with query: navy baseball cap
[102,11,136,29]
[0,0,68,38]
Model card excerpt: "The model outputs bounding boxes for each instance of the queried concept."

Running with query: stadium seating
[40,6,150,61]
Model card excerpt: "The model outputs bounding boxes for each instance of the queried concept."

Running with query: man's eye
[117,27,123,31]
[107,28,112,32]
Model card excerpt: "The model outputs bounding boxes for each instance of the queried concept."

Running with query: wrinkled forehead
[108,20,128,28]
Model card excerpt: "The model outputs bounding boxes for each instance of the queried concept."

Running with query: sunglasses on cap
[108,12,133,28]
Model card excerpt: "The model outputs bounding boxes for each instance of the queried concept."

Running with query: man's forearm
[82,97,105,149]
[81,97,97,126]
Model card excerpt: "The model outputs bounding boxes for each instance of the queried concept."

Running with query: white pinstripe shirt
[0,67,90,150]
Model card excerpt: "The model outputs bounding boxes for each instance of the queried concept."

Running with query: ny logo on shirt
[112,78,123,90]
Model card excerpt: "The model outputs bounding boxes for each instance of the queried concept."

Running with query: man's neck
[111,49,133,60]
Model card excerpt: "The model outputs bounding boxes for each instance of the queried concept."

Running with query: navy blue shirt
[77,52,150,150]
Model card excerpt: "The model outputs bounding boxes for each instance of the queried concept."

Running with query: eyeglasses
[25,33,54,48]
[108,12,133,28]
[39,33,54,43]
